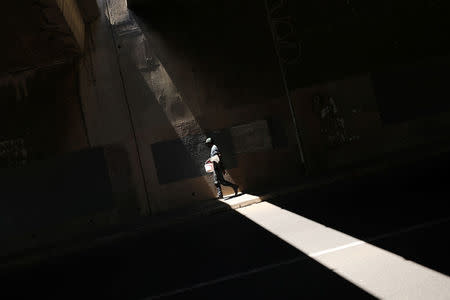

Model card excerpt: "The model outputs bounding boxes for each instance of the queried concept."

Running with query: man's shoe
[233,185,239,197]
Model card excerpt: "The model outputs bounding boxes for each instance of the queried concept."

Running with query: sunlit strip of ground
[145,195,449,299]
[237,201,450,299]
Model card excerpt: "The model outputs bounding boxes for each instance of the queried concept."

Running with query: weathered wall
[0,147,121,258]
[78,0,303,213]
[0,63,120,256]
[273,0,450,90]
[82,0,450,214]
[0,1,148,255]
[55,0,86,51]
[2,1,449,255]
[0,64,89,164]
[78,0,149,217]
[0,0,83,74]
[293,57,450,173]
[263,0,450,172]
[292,74,382,171]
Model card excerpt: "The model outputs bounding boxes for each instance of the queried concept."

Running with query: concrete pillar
[103,0,218,212]
[78,0,149,218]
[55,0,86,51]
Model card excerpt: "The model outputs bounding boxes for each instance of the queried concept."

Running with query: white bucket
[204,162,214,173]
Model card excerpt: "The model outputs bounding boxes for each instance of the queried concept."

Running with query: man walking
[205,137,239,199]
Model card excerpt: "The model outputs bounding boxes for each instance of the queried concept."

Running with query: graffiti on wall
[265,0,302,66]
[0,70,34,101]
[312,94,359,148]
[0,138,28,169]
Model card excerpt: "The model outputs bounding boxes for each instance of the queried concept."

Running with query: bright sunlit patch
[144,198,450,300]
[309,240,366,258]
[219,193,262,208]
[105,1,238,197]
[236,201,450,299]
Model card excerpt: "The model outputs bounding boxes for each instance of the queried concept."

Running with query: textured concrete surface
[76,0,100,23]
[1,147,449,299]
[238,202,450,299]
[151,130,236,185]
[80,0,450,216]
[78,0,148,215]
[265,0,450,89]
[0,0,82,73]
[3,134,448,272]
[2,2,450,281]
[0,148,114,257]
[56,0,85,51]
[86,0,301,213]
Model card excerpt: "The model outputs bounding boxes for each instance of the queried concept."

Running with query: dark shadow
[281,0,450,89]
[103,144,141,217]
[127,4,304,192]
[0,147,114,242]
[6,1,450,298]
[267,148,450,276]
[106,28,218,199]
[0,201,375,299]
[0,63,89,163]
[151,130,237,185]
[223,193,242,201]
[112,3,303,198]
[372,55,450,123]
[129,0,285,124]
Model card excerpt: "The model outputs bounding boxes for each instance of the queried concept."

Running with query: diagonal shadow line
[142,207,449,300]
[144,256,308,300]
[362,216,450,244]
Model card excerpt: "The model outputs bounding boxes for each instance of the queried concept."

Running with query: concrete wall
[292,74,382,171]
[0,63,89,163]
[80,0,450,214]
[0,147,122,258]
[264,0,450,173]
[78,0,303,214]
[56,0,86,51]
[292,58,450,173]
[2,1,449,256]
[78,0,149,217]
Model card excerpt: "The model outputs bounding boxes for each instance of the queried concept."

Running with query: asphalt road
[1,151,450,299]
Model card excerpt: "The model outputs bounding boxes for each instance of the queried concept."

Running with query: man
[205,137,239,199]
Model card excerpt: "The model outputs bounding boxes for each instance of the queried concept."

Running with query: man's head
[205,137,213,148]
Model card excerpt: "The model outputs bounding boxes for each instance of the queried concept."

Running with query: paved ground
[1,150,450,299]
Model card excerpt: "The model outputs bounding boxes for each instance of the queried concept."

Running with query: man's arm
[209,155,220,163]
[211,145,226,174]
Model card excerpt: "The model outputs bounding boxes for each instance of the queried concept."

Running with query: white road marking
[309,241,366,258]
[143,201,450,299]
[238,202,450,299]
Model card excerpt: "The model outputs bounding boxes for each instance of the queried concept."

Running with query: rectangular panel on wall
[151,130,237,185]
[230,120,273,153]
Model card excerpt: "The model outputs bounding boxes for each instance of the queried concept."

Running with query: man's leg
[216,170,239,196]
[213,171,224,199]
[215,183,223,199]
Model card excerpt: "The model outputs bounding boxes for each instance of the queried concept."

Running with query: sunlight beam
[237,201,450,299]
